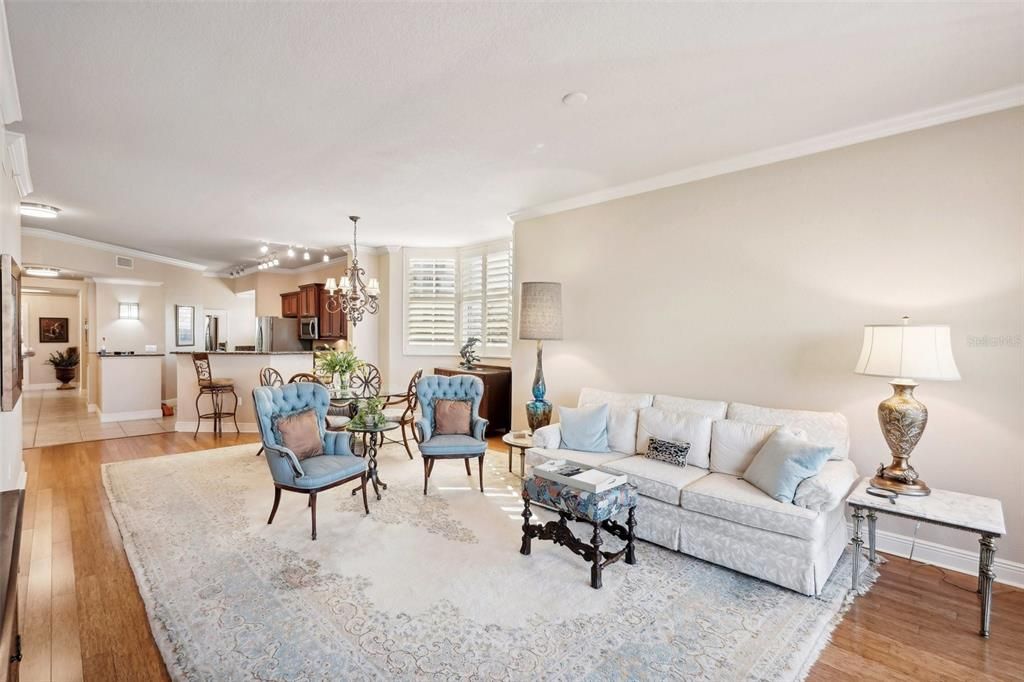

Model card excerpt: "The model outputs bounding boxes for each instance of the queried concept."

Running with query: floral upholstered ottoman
[520,475,639,589]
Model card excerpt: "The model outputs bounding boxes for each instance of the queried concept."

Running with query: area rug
[102,443,875,681]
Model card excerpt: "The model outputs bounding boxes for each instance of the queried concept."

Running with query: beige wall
[0,122,24,491]
[512,108,1024,563]
[23,290,80,386]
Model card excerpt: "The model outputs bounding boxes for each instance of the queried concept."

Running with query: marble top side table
[846,478,1006,637]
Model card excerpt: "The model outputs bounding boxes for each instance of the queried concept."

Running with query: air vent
[115,255,134,270]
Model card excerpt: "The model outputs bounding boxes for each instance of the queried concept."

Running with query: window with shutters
[404,240,513,357]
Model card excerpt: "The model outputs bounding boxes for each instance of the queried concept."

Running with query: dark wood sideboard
[433,365,511,436]
[0,489,24,682]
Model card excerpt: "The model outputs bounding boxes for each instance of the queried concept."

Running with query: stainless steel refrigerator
[255,317,303,352]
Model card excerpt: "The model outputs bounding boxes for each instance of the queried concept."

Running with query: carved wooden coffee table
[520,473,638,589]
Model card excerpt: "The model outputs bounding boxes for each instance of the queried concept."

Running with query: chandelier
[324,216,380,326]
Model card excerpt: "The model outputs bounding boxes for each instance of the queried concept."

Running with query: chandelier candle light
[854,316,960,496]
[324,216,380,327]
[518,282,563,432]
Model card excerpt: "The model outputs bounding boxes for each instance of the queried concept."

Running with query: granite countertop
[94,352,165,357]
[170,351,314,355]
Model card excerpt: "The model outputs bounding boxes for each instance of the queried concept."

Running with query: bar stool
[191,352,239,436]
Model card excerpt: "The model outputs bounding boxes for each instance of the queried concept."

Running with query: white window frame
[403,239,513,358]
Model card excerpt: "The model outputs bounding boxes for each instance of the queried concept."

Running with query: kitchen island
[94,353,165,422]
[173,351,316,433]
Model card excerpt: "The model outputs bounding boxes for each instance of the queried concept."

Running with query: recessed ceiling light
[561,91,588,106]
[25,266,60,277]
[20,202,61,219]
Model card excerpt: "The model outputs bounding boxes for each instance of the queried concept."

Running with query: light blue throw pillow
[558,404,610,453]
[743,430,833,503]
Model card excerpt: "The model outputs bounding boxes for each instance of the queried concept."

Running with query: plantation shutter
[406,255,457,351]
[460,250,485,346]
[483,242,513,353]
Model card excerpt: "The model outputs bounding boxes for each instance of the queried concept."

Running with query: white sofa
[526,388,859,596]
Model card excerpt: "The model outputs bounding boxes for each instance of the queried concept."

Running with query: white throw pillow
[636,407,714,469]
[726,402,849,460]
[710,421,806,476]
[578,388,652,454]
[652,394,728,420]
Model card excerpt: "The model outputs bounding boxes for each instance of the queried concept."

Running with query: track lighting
[322,252,330,263]
[287,246,295,258]
[303,249,310,261]
[260,243,269,254]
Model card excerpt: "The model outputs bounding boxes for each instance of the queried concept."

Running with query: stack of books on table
[533,460,628,493]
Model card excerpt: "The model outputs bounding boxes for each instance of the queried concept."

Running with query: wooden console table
[433,365,511,435]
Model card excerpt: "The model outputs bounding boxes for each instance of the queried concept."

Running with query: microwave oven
[299,317,318,340]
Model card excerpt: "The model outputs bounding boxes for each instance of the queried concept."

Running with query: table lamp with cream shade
[854,316,960,496]
[518,282,562,432]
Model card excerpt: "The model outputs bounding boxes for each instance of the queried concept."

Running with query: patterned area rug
[103,444,874,681]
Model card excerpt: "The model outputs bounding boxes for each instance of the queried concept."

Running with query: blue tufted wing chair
[253,382,369,540]
[415,374,489,495]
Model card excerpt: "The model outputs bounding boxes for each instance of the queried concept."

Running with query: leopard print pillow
[646,437,690,467]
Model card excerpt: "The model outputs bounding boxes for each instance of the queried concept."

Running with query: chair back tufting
[252,382,330,449]
[416,374,484,429]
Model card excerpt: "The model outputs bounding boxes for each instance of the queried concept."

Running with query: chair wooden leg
[310,492,318,541]
[423,458,430,495]
[267,487,281,525]
[401,422,413,459]
[361,474,370,514]
[256,445,264,457]
[308,494,312,507]
[464,458,471,476]
[477,455,484,493]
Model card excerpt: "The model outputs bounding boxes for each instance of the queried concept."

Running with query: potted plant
[351,396,386,429]
[315,349,363,397]
[46,347,80,390]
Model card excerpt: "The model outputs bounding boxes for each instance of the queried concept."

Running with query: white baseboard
[88,403,98,413]
[847,522,1024,588]
[98,408,164,423]
[175,421,259,434]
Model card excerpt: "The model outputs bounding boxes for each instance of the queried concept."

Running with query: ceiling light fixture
[561,91,588,106]
[25,266,60,278]
[322,252,330,263]
[260,243,269,254]
[20,202,61,219]
[303,249,310,261]
[273,258,280,266]
[287,246,295,258]
[324,216,380,327]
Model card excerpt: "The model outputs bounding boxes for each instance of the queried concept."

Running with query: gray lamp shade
[518,282,562,340]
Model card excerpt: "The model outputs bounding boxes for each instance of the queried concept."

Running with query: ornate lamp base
[872,380,931,497]
[526,400,552,432]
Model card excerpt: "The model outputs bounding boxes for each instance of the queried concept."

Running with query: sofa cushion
[743,430,833,503]
[726,402,849,460]
[602,455,709,506]
[525,447,629,471]
[710,420,805,476]
[636,407,713,469]
[680,473,826,541]
[558,404,610,453]
[652,394,728,420]
[578,388,653,454]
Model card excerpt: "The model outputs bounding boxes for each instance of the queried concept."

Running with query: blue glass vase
[526,340,552,431]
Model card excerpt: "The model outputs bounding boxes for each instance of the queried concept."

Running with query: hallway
[21,389,178,448]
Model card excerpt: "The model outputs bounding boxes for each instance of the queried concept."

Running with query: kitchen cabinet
[298,284,322,318]
[280,292,299,318]
[318,290,347,340]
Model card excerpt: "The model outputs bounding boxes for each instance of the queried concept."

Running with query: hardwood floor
[16,432,1024,681]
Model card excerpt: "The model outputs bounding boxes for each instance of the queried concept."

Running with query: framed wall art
[175,305,195,346]
[1,254,23,411]
[39,316,69,343]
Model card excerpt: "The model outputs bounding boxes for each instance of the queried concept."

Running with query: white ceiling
[7,2,1023,272]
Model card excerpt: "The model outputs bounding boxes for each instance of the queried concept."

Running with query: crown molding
[22,227,209,272]
[91,277,163,287]
[0,1,22,125]
[508,85,1024,223]
[4,131,31,197]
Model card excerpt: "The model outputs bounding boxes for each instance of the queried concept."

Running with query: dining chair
[382,369,422,459]
[415,375,488,495]
[288,372,323,384]
[349,362,382,398]
[253,382,369,540]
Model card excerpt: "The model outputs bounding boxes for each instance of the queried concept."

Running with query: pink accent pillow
[434,399,472,435]
[275,409,323,461]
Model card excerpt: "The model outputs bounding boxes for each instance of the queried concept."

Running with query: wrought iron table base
[519,497,637,589]
[351,430,388,501]
[851,505,998,637]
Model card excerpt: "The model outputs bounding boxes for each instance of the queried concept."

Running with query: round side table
[347,421,400,500]
[502,432,534,479]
